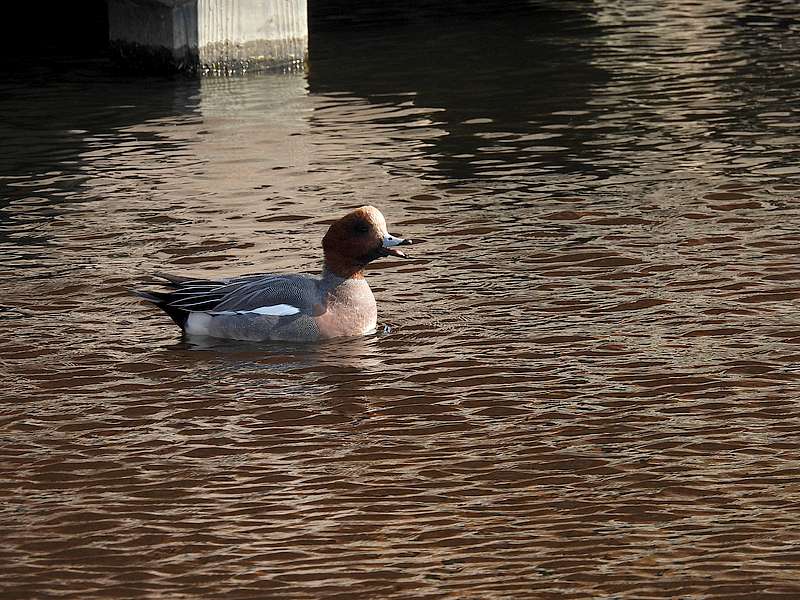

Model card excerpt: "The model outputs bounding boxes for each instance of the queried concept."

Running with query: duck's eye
[353,221,370,235]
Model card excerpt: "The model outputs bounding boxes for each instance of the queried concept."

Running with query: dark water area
[3,1,800,598]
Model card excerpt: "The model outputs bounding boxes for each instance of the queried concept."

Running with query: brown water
[3,1,800,598]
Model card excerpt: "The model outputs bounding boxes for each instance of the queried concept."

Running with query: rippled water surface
[3,1,800,598]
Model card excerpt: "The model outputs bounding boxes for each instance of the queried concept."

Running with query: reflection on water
[3,1,800,597]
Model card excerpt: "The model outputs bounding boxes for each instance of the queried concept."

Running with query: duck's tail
[132,288,190,329]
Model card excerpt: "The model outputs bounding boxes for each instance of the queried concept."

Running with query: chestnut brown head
[322,206,411,278]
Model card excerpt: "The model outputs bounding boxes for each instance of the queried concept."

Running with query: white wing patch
[244,304,301,316]
[207,304,301,317]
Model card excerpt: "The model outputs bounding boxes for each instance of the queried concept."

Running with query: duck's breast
[314,279,377,338]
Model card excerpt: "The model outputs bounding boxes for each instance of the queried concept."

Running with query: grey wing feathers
[149,272,320,313]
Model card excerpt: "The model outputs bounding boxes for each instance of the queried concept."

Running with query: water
[3,1,800,597]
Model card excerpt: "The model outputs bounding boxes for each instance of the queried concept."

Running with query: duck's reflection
[173,329,385,408]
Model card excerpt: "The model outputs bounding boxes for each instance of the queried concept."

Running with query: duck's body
[135,206,410,342]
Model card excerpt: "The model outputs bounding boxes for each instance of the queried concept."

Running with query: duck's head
[322,205,412,278]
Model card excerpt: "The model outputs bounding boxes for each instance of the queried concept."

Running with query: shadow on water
[308,6,608,185]
[0,71,201,184]
[0,71,201,265]
[307,0,800,194]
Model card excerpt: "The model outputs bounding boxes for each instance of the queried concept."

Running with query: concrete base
[199,0,307,75]
[108,0,307,74]
[108,0,198,72]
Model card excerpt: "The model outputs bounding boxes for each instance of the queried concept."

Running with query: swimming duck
[135,206,411,342]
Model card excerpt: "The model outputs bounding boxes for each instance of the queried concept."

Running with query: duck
[135,206,411,342]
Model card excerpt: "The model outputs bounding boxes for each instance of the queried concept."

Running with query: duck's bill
[380,234,412,258]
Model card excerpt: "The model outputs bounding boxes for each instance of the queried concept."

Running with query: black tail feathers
[133,289,190,329]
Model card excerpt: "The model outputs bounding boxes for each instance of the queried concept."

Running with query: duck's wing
[222,275,327,315]
[135,273,322,329]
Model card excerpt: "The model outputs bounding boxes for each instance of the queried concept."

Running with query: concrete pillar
[107,0,307,74]
[199,0,307,75]
[108,0,199,72]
